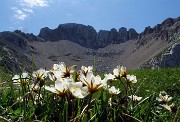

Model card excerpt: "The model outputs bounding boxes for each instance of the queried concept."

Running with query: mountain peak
[38,23,138,49]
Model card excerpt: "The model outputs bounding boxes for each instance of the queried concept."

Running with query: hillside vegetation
[0,66,179,121]
[129,68,180,98]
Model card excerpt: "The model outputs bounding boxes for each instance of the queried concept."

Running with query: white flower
[108,86,120,95]
[81,66,93,75]
[22,72,29,78]
[12,75,20,84]
[156,91,172,103]
[161,104,171,111]
[50,62,76,79]
[45,78,69,97]
[80,72,106,93]
[160,103,177,113]
[113,65,127,79]
[12,72,29,85]
[52,63,62,70]
[33,68,48,87]
[48,71,57,82]
[126,75,137,83]
[69,82,89,98]
[30,83,40,93]
[33,68,47,80]
[104,73,115,82]
[128,95,142,101]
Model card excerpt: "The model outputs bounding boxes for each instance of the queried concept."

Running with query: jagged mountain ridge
[38,23,138,49]
[0,17,180,73]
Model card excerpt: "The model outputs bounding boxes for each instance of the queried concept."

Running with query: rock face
[117,27,128,42]
[161,42,180,67]
[38,17,180,49]
[139,40,180,69]
[136,17,180,69]
[136,17,180,48]
[38,23,138,49]
[0,30,39,73]
[39,24,97,48]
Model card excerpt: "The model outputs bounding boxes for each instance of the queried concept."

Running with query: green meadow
[0,66,179,122]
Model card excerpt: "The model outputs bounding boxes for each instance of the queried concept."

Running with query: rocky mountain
[0,30,44,73]
[140,40,180,69]
[38,23,138,49]
[136,17,180,69]
[0,17,180,74]
[137,17,180,47]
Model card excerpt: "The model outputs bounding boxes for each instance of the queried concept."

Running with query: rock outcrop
[39,24,97,48]
[161,42,180,67]
[38,17,180,49]
[0,30,39,73]
[38,23,138,49]
[137,17,180,47]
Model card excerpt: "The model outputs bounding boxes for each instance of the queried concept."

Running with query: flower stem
[71,99,75,120]
[128,83,134,108]
[86,93,93,119]
[119,78,128,113]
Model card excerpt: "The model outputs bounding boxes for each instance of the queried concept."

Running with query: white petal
[167,97,172,102]
[22,72,29,78]
[113,68,119,77]
[106,73,115,80]
[55,80,68,92]
[53,64,60,70]
[86,72,94,81]
[53,70,63,79]
[72,88,84,98]
[59,62,66,72]
[80,73,87,85]
[88,66,93,72]
[136,96,142,101]
[12,75,20,80]
[45,86,56,93]
[93,75,101,84]
[75,82,83,88]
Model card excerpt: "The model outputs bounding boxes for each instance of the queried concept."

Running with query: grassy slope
[129,68,180,102]
[0,67,179,121]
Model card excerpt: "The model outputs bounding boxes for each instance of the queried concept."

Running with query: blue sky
[0,0,180,35]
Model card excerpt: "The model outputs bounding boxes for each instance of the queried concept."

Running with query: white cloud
[12,7,28,21]
[23,8,33,13]
[19,0,49,8]
[12,0,49,21]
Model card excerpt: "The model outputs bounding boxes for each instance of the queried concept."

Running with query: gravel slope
[30,38,169,72]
